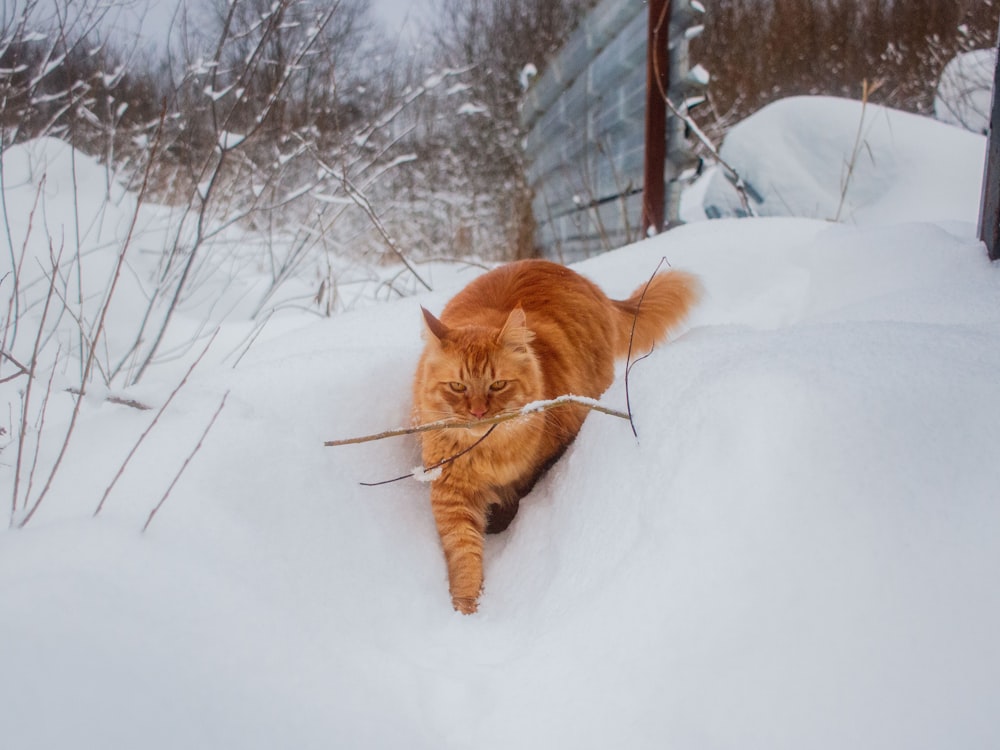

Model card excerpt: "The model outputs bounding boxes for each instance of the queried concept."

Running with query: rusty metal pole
[642,0,670,236]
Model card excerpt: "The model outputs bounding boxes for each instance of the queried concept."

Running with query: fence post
[643,0,706,236]
[979,24,1000,261]
[642,0,670,236]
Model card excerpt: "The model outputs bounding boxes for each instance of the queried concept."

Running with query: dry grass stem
[835,78,883,222]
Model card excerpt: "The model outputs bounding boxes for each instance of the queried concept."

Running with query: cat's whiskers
[417,409,464,422]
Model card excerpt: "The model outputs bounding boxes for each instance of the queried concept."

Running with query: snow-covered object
[218,129,247,150]
[702,95,986,225]
[935,48,996,134]
[457,102,489,116]
[688,62,710,86]
[519,62,538,91]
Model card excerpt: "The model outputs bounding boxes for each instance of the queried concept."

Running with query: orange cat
[413,259,699,614]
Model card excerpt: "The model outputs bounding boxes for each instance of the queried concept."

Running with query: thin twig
[225,309,274,369]
[623,257,669,438]
[11,239,63,526]
[342,174,433,292]
[312,154,432,293]
[73,391,152,411]
[18,108,166,529]
[323,394,630,448]
[22,345,61,519]
[0,351,152,408]
[95,331,218,517]
[360,424,500,487]
[0,349,30,382]
[142,390,229,533]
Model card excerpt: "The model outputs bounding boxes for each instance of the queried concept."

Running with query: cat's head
[417,306,543,423]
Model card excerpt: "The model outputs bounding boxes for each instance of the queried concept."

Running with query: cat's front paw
[452,596,479,615]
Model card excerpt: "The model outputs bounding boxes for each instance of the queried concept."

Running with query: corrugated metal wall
[521,0,647,263]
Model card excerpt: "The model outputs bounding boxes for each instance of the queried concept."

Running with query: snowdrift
[702,95,986,226]
[2,98,999,749]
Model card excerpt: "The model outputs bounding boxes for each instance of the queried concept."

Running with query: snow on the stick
[412,465,442,483]
[217,130,247,150]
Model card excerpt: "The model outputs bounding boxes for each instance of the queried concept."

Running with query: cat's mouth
[465,406,532,432]
[464,416,495,434]
[465,405,521,423]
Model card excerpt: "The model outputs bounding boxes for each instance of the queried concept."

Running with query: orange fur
[412,259,699,613]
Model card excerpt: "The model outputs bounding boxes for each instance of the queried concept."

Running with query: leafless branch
[315,160,433,293]
[324,394,630,448]
[17,107,167,529]
[94,330,218,518]
[22,345,61,521]
[0,349,31,382]
[142,390,229,533]
[11,239,63,527]
[360,424,500,487]
[64,389,151,411]
[623,257,670,439]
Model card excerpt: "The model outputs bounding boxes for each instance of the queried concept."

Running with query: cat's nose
[469,407,487,419]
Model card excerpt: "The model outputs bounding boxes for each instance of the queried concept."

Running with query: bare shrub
[692,0,1000,126]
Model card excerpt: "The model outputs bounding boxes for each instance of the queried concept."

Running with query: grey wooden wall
[521,0,648,263]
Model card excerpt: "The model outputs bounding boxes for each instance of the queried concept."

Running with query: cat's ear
[499,307,535,352]
[421,306,450,342]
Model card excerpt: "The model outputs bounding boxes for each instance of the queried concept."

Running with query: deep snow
[2,97,999,749]
[702,95,986,225]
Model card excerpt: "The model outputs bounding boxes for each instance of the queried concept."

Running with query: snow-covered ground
[2,96,998,749]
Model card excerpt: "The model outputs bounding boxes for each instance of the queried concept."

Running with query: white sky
[24,0,437,54]
[370,0,432,42]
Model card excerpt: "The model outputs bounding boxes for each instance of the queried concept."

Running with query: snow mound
[3,217,999,749]
[703,95,986,226]
[935,48,996,134]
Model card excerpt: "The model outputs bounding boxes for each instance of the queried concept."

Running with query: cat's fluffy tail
[611,270,700,358]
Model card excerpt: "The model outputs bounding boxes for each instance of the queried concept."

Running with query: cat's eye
[448,382,467,393]
[489,380,508,391]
